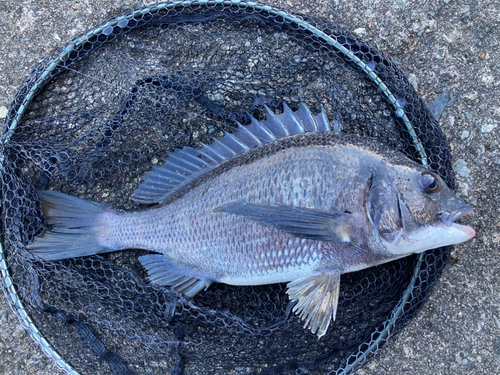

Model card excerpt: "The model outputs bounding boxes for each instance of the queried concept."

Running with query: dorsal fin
[131,103,331,204]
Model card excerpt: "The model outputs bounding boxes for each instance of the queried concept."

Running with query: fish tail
[27,191,113,261]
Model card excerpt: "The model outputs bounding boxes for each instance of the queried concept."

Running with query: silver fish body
[28,104,475,338]
[104,141,388,281]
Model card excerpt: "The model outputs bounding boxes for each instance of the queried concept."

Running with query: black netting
[0,2,454,374]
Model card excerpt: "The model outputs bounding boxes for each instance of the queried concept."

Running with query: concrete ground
[0,0,498,374]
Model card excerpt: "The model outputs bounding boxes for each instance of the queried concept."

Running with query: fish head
[367,164,475,255]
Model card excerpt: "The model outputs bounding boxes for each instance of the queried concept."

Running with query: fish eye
[419,173,438,193]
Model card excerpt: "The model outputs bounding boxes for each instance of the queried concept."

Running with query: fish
[27,103,475,338]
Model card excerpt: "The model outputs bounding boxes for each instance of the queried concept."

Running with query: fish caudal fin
[27,191,111,261]
[139,254,212,297]
[287,271,341,338]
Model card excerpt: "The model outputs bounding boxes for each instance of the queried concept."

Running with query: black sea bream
[28,103,475,338]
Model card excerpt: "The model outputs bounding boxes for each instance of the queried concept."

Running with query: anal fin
[139,254,212,297]
[286,271,341,338]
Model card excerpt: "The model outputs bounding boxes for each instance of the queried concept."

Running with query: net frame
[0,1,453,374]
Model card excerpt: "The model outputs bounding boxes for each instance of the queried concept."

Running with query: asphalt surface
[0,0,499,374]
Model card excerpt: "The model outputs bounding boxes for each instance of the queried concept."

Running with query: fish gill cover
[0,1,456,374]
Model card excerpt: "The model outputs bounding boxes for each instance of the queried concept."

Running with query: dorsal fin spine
[250,116,276,141]
[283,103,305,134]
[197,145,220,164]
[232,125,260,149]
[296,103,317,132]
[315,106,331,131]
[264,105,289,138]
[176,148,212,168]
[154,167,185,178]
[199,143,225,163]
[225,131,251,151]
[159,156,190,171]
[158,162,191,176]
[237,123,263,147]
[169,152,202,171]
[174,146,209,168]
[151,173,183,184]
[140,185,170,193]
[131,103,332,204]
[222,131,249,153]
[171,150,203,170]
[204,142,226,160]
[211,138,238,158]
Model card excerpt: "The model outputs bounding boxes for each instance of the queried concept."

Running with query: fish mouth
[439,205,475,239]
[440,204,473,226]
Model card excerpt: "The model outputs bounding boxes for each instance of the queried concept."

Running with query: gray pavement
[0,0,499,374]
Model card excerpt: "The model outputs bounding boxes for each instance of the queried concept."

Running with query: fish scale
[104,147,349,278]
[28,103,474,338]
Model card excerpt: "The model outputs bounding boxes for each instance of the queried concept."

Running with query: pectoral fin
[139,254,212,297]
[214,202,352,242]
[286,271,341,338]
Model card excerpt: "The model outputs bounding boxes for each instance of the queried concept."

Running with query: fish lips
[440,204,475,238]
[440,204,473,226]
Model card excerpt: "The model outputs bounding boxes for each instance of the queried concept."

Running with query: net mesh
[1,2,453,374]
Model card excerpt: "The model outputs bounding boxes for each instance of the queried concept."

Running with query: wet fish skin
[28,104,475,338]
[103,142,386,277]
